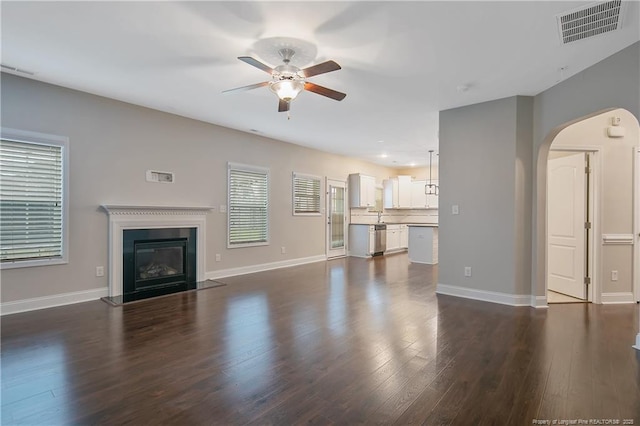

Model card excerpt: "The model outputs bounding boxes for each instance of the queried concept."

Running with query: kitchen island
[408,224,438,264]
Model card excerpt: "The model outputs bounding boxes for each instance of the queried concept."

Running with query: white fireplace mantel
[101,205,213,297]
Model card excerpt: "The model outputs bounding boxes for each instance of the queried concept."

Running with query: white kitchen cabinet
[349,224,375,257]
[349,174,376,208]
[411,180,428,208]
[386,225,400,251]
[399,224,408,249]
[369,228,375,255]
[385,224,408,252]
[410,179,439,209]
[426,180,439,209]
[383,175,412,209]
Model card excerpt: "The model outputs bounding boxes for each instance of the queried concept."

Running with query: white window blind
[0,136,65,264]
[228,163,269,247]
[293,173,321,215]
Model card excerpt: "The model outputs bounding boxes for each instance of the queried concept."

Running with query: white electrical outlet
[219,205,227,213]
[464,266,472,277]
[452,205,460,215]
[281,247,286,254]
[96,266,104,277]
[611,270,618,281]
[215,254,221,262]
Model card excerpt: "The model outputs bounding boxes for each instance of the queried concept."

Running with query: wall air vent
[146,170,174,183]
[557,0,625,44]
[0,64,35,76]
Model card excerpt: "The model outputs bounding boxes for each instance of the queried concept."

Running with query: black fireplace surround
[122,227,196,302]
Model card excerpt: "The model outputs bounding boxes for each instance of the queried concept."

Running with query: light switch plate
[219,205,227,213]
[452,205,459,215]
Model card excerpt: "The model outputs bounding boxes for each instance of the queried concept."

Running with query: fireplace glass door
[122,227,197,302]
[134,239,187,290]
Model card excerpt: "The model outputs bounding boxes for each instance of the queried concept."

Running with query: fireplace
[122,228,196,302]
[102,205,212,302]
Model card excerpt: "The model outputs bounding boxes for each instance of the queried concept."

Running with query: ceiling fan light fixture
[270,80,304,101]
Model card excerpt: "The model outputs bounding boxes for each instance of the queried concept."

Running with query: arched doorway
[536,108,640,305]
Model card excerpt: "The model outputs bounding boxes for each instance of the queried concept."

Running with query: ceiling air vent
[557,0,625,44]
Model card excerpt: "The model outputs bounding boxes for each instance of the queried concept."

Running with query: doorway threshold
[547,290,587,304]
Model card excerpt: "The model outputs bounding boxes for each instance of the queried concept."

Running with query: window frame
[292,172,323,216]
[0,127,69,269]
[227,162,270,249]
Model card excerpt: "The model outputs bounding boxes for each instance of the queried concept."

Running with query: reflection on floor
[547,289,586,304]
[3,254,638,423]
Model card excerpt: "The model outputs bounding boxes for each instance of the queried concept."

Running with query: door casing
[634,148,640,302]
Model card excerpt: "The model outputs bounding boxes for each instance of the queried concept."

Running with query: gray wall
[515,97,533,295]
[439,42,638,303]
[0,73,395,303]
[532,42,640,297]
[439,96,533,295]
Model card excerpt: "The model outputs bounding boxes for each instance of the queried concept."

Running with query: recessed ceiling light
[379,153,388,158]
[377,140,384,144]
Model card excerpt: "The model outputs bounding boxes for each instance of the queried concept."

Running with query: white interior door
[327,178,346,258]
[547,152,587,299]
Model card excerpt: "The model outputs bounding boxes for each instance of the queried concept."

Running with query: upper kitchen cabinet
[411,180,439,209]
[426,182,439,209]
[383,175,412,209]
[348,173,376,208]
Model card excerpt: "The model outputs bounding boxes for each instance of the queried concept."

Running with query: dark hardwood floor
[2,253,639,425]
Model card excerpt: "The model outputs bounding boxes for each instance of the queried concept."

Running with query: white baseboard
[206,255,326,280]
[1,287,108,316]
[347,253,369,259]
[531,295,549,308]
[601,292,635,304]
[436,283,532,307]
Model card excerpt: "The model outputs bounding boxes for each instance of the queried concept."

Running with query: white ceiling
[2,1,639,168]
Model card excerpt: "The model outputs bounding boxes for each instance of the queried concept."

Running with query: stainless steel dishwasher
[373,224,386,256]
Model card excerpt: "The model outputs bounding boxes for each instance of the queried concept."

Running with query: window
[0,128,68,268]
[228,162,269,247]
[292,172,322,216]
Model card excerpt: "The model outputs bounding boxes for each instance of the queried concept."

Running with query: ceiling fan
[223,48,346,113]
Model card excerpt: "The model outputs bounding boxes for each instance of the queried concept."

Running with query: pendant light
[425,150,439,196]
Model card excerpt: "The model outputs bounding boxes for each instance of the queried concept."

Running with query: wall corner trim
[436,283,532,307]
[1,287,108,316]
[633,333,640,351]
[206,255,327,280]
[600,292,635,304]
[531,295,549,308]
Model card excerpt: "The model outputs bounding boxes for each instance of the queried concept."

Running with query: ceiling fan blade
[301,60,341,78]
[278,99,290,112]
[238,56,274,74]
[222,81,269,94]
[304,82,346,101]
